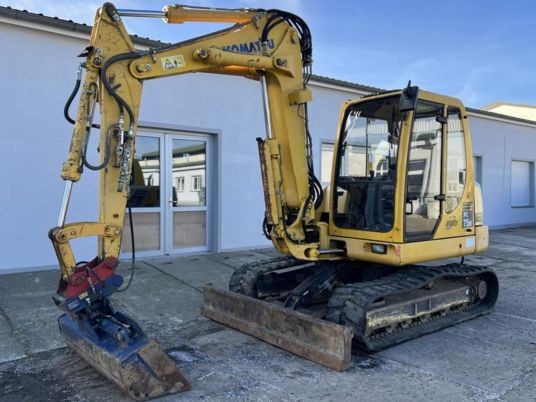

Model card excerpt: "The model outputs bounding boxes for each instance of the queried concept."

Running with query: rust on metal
[257,138,275,225]
[202,286,353,371]
[64,337,190,400]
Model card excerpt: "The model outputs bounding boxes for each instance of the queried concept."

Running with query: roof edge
[466,107,536,127]
[0,5,166,47]
[309,75,384,94]
[482,101,536,111]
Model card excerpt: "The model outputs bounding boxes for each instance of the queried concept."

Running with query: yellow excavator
[49,3,498,400]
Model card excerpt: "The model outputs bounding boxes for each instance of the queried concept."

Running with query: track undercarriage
[203,256,498,369]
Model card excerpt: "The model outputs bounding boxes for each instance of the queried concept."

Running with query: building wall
[1,21,535,272]
[0,22,273,271]
[469,115,536,227]
[0,23,99,271]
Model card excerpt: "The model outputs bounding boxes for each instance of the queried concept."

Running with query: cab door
[404,95,474,242]
[404,100,445,241]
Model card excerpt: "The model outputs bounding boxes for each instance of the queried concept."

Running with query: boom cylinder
[260,74,273,139]
[57,180,73,227]
[116,9,166,18]
[163,5,255,24]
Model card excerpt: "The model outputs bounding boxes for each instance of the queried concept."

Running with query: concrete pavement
[0,228,535,401]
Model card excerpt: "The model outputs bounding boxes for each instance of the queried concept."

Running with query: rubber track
[326,264,499,352]
[228,255,299,296]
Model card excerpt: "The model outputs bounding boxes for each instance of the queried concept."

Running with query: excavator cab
[326,86,489,265]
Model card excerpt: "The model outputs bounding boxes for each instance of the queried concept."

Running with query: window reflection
[128,136,160,208]
[172,139,206,207]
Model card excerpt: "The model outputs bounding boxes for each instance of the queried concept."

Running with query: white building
[1,7,535,273]
[483,102,536,122]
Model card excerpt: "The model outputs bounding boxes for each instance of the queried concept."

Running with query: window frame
[192,175,202,192]
[444,108,467,214]
[473,155,483,189]
[403,99,445,241]
[510,159,535,208]
[331,95,402,233]
[176,176,185,192]
[320,141,335,185]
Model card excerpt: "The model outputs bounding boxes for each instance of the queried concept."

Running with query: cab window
[445,108,467,213]
[333,96,402,232]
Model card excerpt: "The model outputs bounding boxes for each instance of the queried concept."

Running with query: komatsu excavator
[49,3,498,400]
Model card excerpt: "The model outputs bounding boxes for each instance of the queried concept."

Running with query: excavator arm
[49,3,326,399]
[52,3,326,280]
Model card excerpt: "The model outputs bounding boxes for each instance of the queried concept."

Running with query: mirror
[399,83,419,112]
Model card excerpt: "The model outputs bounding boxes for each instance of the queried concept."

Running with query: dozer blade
[58,313,190,400]
[203,286,353,371]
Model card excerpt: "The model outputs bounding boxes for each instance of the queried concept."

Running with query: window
[474,156,483,188]
[405,101,443,238]
[192,175,202,192]
[176,176,185,192]
[511,161,534,207]
[333,95,402,232]
[445,109,467,213]
[173,139,206,207]
[321,143,334,184]
[128,136,160,208]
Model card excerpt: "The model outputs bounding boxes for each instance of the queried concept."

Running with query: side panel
[330,235,477,266]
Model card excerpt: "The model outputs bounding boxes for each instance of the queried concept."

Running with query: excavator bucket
[203,286,353,371]
[57,307,190,400]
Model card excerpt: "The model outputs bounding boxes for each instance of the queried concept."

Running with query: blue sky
[5,0,535,108]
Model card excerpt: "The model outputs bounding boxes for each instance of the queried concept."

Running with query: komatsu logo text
[223,39,275,53]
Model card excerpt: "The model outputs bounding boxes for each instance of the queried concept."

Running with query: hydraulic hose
[64,68,81,125]
[100,51,144,134]
[112,206,136,293]
[64,63,100,129]
[81,123,115,171]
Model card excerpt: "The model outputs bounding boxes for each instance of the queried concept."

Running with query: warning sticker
[161,55,186,70]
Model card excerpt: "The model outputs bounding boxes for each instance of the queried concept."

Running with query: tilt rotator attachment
[52,257,190,400]
[49,222,190,400]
